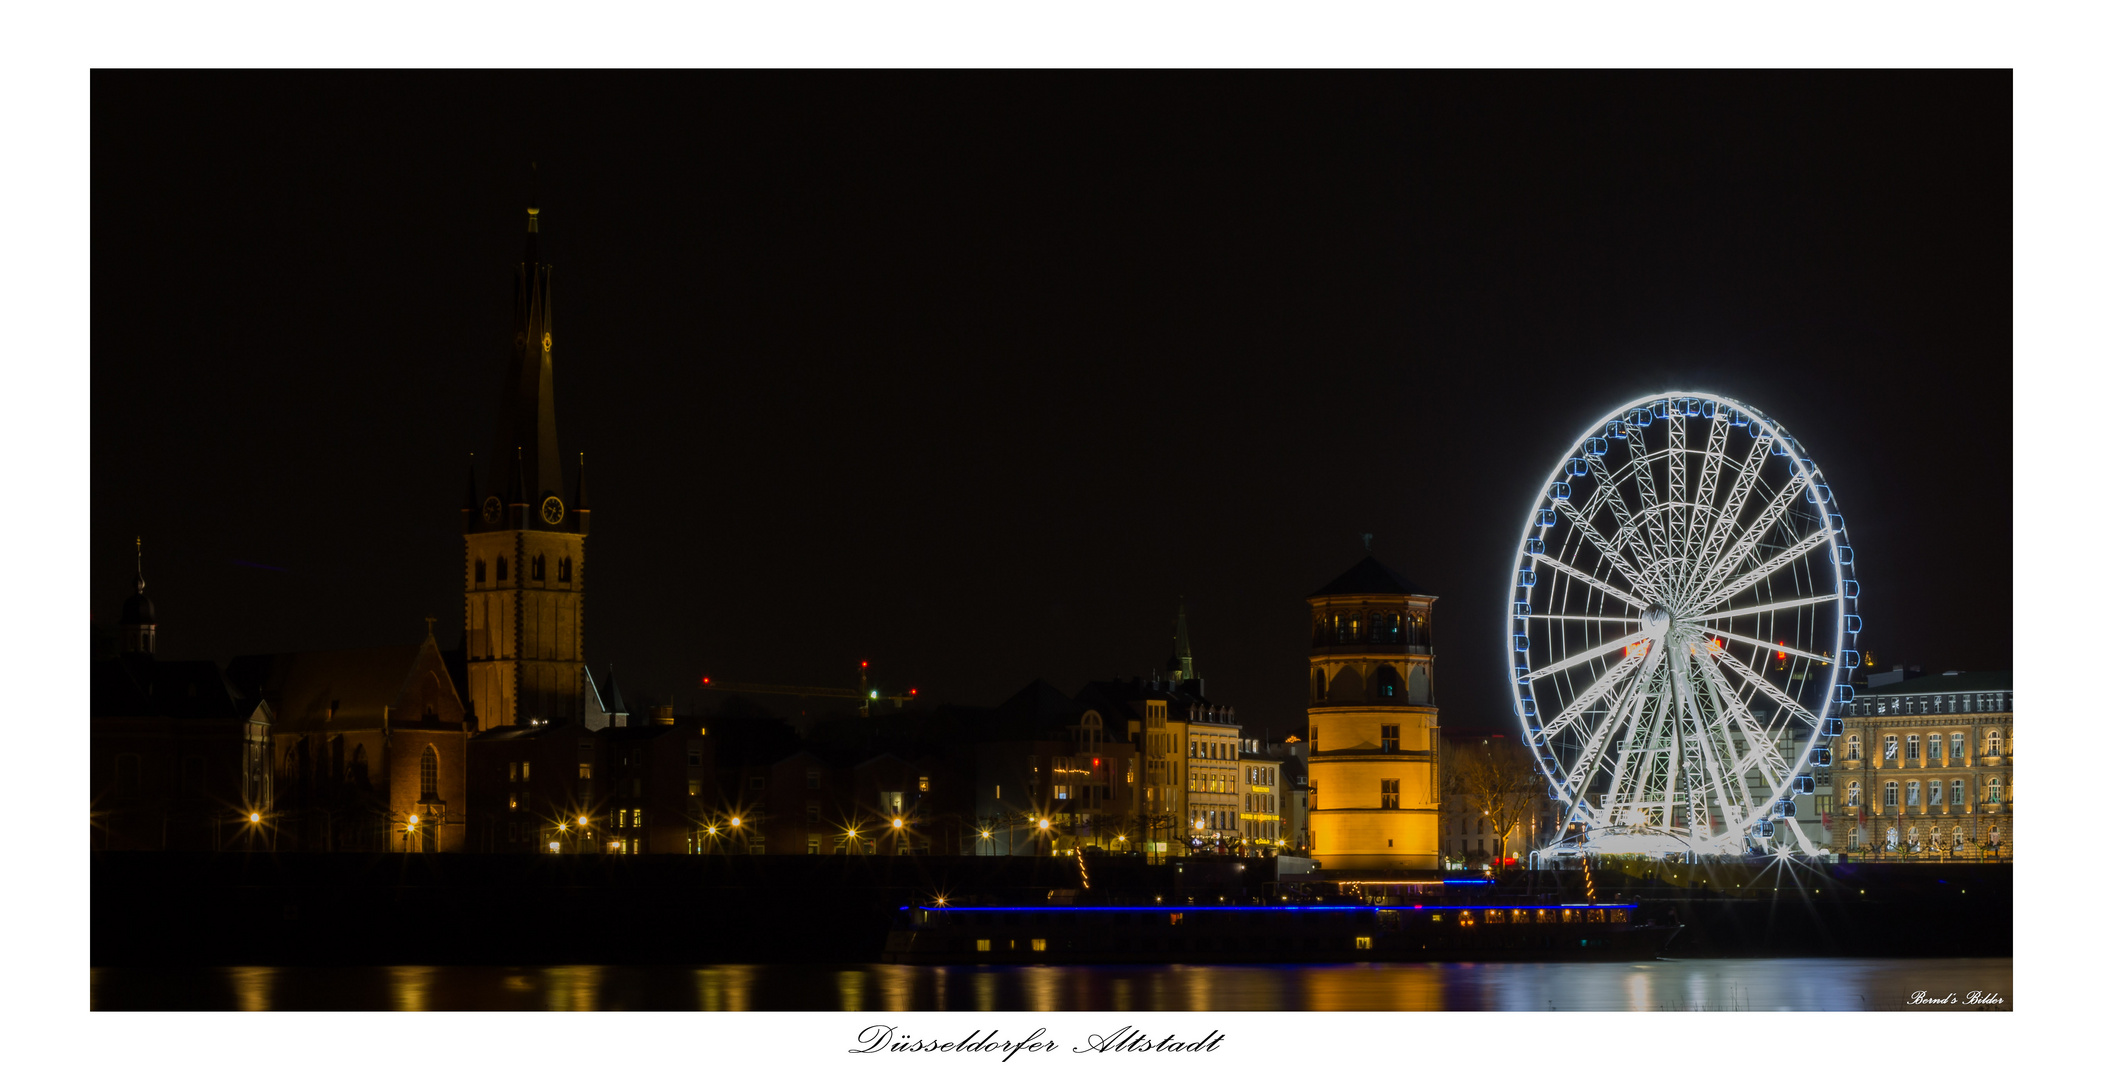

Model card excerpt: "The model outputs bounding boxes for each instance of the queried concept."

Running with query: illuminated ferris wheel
[1507,393,1856,859]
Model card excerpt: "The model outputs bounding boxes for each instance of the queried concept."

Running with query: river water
[91,957,2009,1011]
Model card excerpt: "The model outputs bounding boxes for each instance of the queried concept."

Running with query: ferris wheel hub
[1639,603,1673,635]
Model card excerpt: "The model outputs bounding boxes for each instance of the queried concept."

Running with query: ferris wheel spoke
[1573,658,1666,819]
[1536,650,1646,740]
[1524,628,1651,682]
[1666,410,1688,595]
[1710,647,1823,728]
[1688,594,1838,621]
[1623,426,1672,572]
[1682,414,1734,592]
[1691,526,1837,615]
[1590,465,1660,572]
[1693,648,1793,801]
[1685,649,1767,834]
[1530,551,1651,611]
[1529,613,1641,623]
[1564,510,1657,602]
[1690,471,1811,601]
[1687,431,1775,592]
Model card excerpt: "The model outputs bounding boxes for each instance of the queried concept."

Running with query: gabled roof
[226,634,464,732]
[1309,554,1431,598]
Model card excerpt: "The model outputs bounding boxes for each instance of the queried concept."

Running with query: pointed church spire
[490,167,561,521]
[1169,601,1197,684]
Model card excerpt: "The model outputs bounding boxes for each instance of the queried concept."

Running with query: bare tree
[1443,736,1549,864]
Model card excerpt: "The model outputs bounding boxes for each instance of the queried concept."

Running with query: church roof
[226,634,463,732]
[1309,554,1432,598]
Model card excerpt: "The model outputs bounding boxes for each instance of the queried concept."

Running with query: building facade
[1835,671,2013,859]
[1305,554,1441,875]
[91,550,275,851]
[460,200,592,729]
[227,628,472,853]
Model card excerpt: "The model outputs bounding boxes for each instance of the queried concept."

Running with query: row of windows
[1316,611,1427,646]
[1845,731,2002,761]
[1312,666,1411,702]
[1848,692,2009,716]
[1193,809,1239,832]
[1846,823,2003,851]
[1847,777,2005,807]
[473,554,575,584]
[1187,768,1238,795]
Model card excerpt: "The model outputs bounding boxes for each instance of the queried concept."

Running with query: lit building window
[1906,781,1920,807]
[1883,781,1898,807]
[1380,778,1400,810]
[1987,731,2003,757]
[1906,734,1920,760]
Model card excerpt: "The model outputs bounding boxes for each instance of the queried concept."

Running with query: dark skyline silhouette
[93,71,2011,732]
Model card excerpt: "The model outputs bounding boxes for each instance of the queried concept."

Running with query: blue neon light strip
[923,904,1636,913]
[1442,879,1492,885]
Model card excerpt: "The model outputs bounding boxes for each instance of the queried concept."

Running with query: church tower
[1304,553,1440,874]
[459,195,590,730]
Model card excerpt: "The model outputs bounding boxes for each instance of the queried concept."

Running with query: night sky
[93,71,2011,734]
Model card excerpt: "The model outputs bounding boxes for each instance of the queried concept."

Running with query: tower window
[420,745,439,801]
[558,556,573,583]
[496,556,508,581]
[1375,665,1400,699]
[475,558,486,584]
[531,554,546,581]
[1381,724,1400,752]
[1313,669,1327,703]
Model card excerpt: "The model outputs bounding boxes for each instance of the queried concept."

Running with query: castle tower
[1304,554,1440,874]
[460,195,589,729]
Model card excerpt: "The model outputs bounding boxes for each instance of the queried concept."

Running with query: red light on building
[861,661,869,668]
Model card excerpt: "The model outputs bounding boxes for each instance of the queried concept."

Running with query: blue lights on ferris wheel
[1842,650,1860,669]
[1811,748,1833,767]
[1833,684,1855,703]
[1844,614,1861,634]
[1833,545,1853,565]
[1730,409,1748,427]
[1517,569,1536,588]
[1513,634,1530,652]
[1701,400,1718,419]
[1775,799,1797,818]
[1841,578,1859,598]
[1632,407,1655,426]
[1583,436,1608,457]
[1606,420,1627,438]
[1550,481,1571,501]
[1526,538,1544,555]
[1828,513,1845,530]
[1793,775,1815,794]
[1565,457,1588,477]
[1513,601,1531,618]
[1822,716,1845,738]
[1536,508,1557,527]
[1751,820,1774,838]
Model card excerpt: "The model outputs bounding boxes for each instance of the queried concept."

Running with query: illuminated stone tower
[1304,554,1440,874]
[459,196,590,730]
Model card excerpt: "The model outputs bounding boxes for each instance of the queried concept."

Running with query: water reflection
[227,966,275,1011]
[90,958,2011,1012]
[389,966,435,1011]
[543,966,602,1011]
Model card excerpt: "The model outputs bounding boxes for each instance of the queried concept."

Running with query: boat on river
[881,900,1680,963]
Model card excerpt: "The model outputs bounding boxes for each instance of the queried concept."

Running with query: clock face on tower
[540,496,565,525]
[481,495,503,524]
